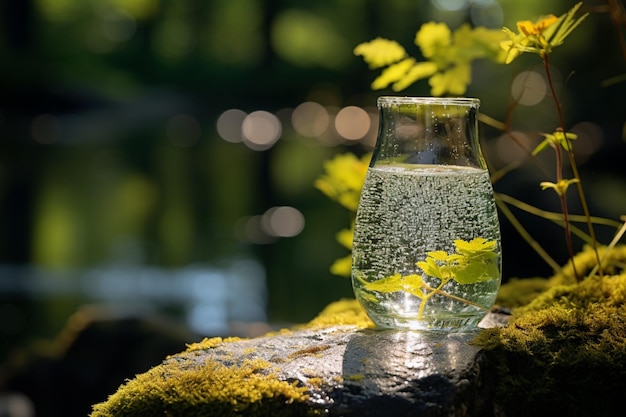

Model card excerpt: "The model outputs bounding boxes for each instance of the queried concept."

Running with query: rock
[90,321,500,417]
[90,260,626,417]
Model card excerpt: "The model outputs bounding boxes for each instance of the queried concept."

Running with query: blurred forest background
[1,1,626,411]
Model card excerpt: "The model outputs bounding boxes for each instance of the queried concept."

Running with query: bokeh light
[335,106,371,141]
[261,206,305,238]
[241,111,282,151]
[570,122,605,164]
[469,0,503,27]
[511,71,547,106]
[430,0,468,12]
[291,101,329,138]
[216,109,247,143]
[494,131,536,165]
[235,215,275,244]
[361,109,379,149]
[234,206,305,244]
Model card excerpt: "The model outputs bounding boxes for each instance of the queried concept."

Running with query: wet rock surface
[174,324,495,416]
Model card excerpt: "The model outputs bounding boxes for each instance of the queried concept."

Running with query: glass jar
[351,96,501,331]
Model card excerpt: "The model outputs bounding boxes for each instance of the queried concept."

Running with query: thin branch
[496,193,623,228]
[543,54,585,280]
[495,193,561,272]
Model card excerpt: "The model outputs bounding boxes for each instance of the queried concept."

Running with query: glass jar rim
[377,96,480,107]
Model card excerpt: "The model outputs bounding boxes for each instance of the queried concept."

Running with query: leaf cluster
[532,130,578,155]
[353,23,506,96]
[501,2,588,63]
[314,153,371,278]
[418,237,500,285]
[314,153,370,212]
[363,238,499,300]
[532,130,580,197]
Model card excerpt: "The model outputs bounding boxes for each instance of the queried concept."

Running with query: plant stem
[542,53,585,281]
[558,192,579,280]
[417,280,489,320]
[497,192,620,245]
[496,193,622,228]
[417,278,450,320]
[544,53,602,276]
[422,282,490,311]
[495,194,562,272]
[417,285,439,320]
[587,215,626,278]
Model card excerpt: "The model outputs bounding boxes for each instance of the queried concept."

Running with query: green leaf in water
[364,273,425,299]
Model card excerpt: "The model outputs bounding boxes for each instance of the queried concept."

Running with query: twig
[421,282,489,311]
[495,193,561,272]
[586,215,626,278]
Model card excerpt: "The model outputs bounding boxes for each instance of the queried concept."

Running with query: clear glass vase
[351,96,502,332]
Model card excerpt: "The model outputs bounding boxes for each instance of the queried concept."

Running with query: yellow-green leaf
[426,250,449,261]
[392,61,438,91]
[532,138,552,156]
[454,237,497,254]
[364,274,424,298]
[329,255,352,277]
[415,22,452,59]
[542,2,588,47]
[363,273,403,292]
[354,37,407,69]
[540,178,579,196]
[363,273,424,299]
[453,259,499,284]
[402,274,425,299]
[371,58,415,90]
[417,258,441,278]
[500,2,588,62]
[428,64,471,96]
[335,227,353,250]
[314,152,369,211]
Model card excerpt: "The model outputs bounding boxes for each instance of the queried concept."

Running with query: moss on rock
[298,298,374,329]
[475,252,626,417]
[90,341,313,417]
[494,276,550,308]
[90,246,626,417]
[90,300,372,417]
[496,244,626,308]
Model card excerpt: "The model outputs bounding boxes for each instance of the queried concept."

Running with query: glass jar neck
[373,96,487,169]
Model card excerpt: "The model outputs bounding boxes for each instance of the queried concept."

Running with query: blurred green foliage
[1,0,626,359]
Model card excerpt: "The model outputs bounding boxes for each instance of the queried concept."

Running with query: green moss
[91,246,626,417]
[475,272,626,417]
[185,336,243,353]
[90,352,312,417]
[496,244,626,307]
[90,300,371,417]
[298,298,374,329]
[345,373,365,382]
[495,276,550,308]
[549,243,626,286]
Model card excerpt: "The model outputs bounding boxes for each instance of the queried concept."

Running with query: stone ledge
[90,264,626,417]
[90,317,500,417]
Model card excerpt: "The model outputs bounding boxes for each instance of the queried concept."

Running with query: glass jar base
[368,312,486,332]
